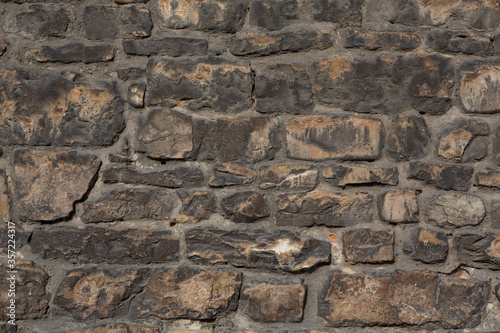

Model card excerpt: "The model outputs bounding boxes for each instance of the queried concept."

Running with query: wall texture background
[1,0,500,332]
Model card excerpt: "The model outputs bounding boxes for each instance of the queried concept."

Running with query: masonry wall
[1,0,500,332]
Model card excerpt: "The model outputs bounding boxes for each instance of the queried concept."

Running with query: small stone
[345,29,421,50]
[16,5,70,38]
[313,0,363,26]
[66,323,160,333]
[459,60,500,113]
[259,164,317,190]
[285,115,382,161]
[127,82,146,108]
[0,44,5,56]
[84,6,119,40]
[13,150,101,222]
[221,191,270,223]
[492,125,500,165]
[249,0,297,30]
[322,164,398,187]
[176,190,216,223]
[276,191,373,227]
[242,279,305,322]
[427,193,486,227]
[120,6,152,38]
[428,30,494,56]
[186,228,330,272]
[403,227,448,263]
[81,188,174,223]
[108,153,133,163]
[409,162,473,191]
[476,169,500,189]
[117,67,145,81]
[210,163,257,187]
[386,115,431,161]
[437,119,489,162]
[32,43,114,63]
[343,229,394,263]
[103,165,203,188]
[456,233,500,269]
[123,37,208,56]
[378,189,420,223]
[0,170,10,221]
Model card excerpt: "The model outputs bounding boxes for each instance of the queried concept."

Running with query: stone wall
[1,0,500,332]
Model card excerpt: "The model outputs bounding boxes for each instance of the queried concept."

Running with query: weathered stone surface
[16,5,69,38]
[492,125,500,165]
[428,30,494,56]
[409,162,473,191]
[30,226,179,264]
[378,189,420,223]
[158,0,250,32]
[0,70,125,146]
[343,229,394,263]
[127,82,146,108]
[221,191,270,223]
[116,0,150,3]
[319,270,490,328]
[459,61,500,113]
[476,169,500,188]
[81,188,174,223]
[0,170,10,222]
[427,193,486,227]
[132,267,241,319]
[120,6,152,37]
[194,117,276,162]
[249,0,297,30]
[64,323,160,333]
[32,43,114,63]
[313,0,363,26]
[147,58,253,112]
[229,30,333,56]
[312,54,454,114]
[186,228,330,271]
[103,165,204,188]
[137,108,193,159]
[363,0,420,30]
[437,119,489,162]
[276,191,373,227]
[404,227,448,263]
[242,279,305,322]
[456,233,500,269]
[117,67,145,81]
[491,201,500,228]
[123,37,208,56]
[0,222,28,254]
[285,116,382,161]
[0,262,50,321]
[345,29,420,50]
[210,163,257,187]
[259,164,317,190]
[108,153,133,163]
[13,150,100,222]
[84,6,118,40]
[176,190,216,223]
[322,164,398,187]
[0,44,6,56]
[386,115,431,161]
[54,267,147,320]
[255,64,313,114]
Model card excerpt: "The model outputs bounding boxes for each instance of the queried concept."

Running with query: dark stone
[456,233,500,269]
[221,191,270,223]
[276,191,373,227]
[343,229,394,263]
[123,37,208,56]
[186,228,331,272]
[255,64,313,114]
[249,0,297,30]
[210,163,257,187]
[0,222,28,254]
[259,164,318,190]
[108,153,133,163]
[322,164,398,187]
[30,226,179,264]
[437,119,489,162]
[120,6,152,38]
[409,162,474,191]
[81,188,175,223]
[458,60,500,113]
[364,0,420,30]
[386,115,431,161]
[32,43,115,63]
[403,227,448,263]
[16,5,69,38]
[127,82,146,108]
[117,67,145,81]
[428,30,494,56]
[345,29,421,50]
[84,6,119,40]
[313,0,364,26]
[176,190,216,223]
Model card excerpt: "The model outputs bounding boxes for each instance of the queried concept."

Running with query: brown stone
[378,189,420,223]
[386,115,431,161]
[176,191,216,223]
[127,82,146,108]
[0,170,10,221]
[345,29,421,50]
[242,280,305,322]
[343,229,394,263]
[476,169,500,188]
[456,233,500,269]
[409,162,473,191]
[0,44,5,56]
[459,61,500,113]
[403,227,448,263]
[221,191,270,223]
[437,119,489,162]
[186,228,330,272]
[322,164,398,187]
[285,116,382,161]
[259,164,318,190]
[81,188,174,223]
[277,191,373,227]
[137,108,193,160]
[426,193,485,227]
[13,150,100,222]
[131,268,241,319]
[210,163,257,187]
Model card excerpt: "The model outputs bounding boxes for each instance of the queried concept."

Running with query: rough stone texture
[242,279,305,322]
[13,150,100,222]
[492,125,500,165]
[0,170,10,222]
[123,37,208,56]
[319,270,490,328]
[458,61,500,113]
[32,43,115,63]
[0,70,125,146]
[131,268,241,319]
[403,227,449,263]
[15,5,70,38]
[210,163,257,187]
[255,64,313,114]
[285,116,382,161]
[186,228,330,272]
[409,162,474,191]
[345,29,421,50]
[322,164,398,187]
[428,30,494,56]
[476,169,500,188]
[127,82,146,108]
[84,6,152,39]
[313,0,364,26]
[249,0,297,30]
[343,229,394,263]
[61,323,160,333]
[426,193,486,227]
[386,115,431,161]
[378,189,420,223]
[456,233,500,269]
[176,190,216,223]
[117,67,145,81]
[30,226,179,264]
[221,191,270,223]
[259,164,318,190]
[276,191,373,227]
[437,119,489,162]
[81,188,174,223]
[147,58,253,112]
